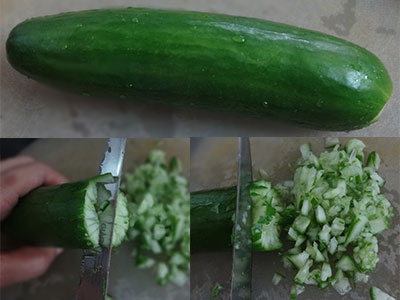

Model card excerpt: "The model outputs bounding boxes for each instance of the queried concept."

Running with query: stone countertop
[1,0,399,137]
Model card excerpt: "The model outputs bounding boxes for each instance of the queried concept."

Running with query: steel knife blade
[76,138,127,300]
[230,137,253,300]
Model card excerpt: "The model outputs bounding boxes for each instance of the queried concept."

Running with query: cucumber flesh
[370,287,396,300]
[4,174,128,249]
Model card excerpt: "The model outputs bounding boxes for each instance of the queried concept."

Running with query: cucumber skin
[6,8,392,130]
[190,187,236,252]
[4,180,96,249]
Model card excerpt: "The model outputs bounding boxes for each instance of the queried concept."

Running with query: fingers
[0,247,63,287]
[0,161,68,220]
[0,156,35,174]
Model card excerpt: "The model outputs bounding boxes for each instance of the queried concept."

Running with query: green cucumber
[190,187,236,252]
[4,174,128,249]
[6,8,392,130]
[191,181,284,252]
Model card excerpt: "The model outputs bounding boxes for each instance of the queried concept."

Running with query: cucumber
[370,287,395,300]
[4,174,129,249]
[6,8,392,130]
[190,187,236,252]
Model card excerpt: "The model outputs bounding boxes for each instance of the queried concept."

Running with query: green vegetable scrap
[250,139,394,298]
[211,283,223,299]
[120,150,190,286]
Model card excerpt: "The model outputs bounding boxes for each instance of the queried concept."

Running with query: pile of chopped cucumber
[120,150,190,286]
[250,139,395,299]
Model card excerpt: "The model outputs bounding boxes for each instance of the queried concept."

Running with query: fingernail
[55,248,63,255]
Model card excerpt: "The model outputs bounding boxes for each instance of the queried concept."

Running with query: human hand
[0,156,68,287]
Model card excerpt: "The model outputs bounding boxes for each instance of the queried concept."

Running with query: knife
[76,138,127,300]
[230,137,253,300]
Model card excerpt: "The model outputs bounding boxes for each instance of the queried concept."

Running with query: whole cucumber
[6,8,393,130]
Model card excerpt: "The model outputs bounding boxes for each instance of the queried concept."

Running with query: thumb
[0,246,62,287]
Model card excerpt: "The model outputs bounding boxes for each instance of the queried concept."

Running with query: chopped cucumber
[293,216,311,234]
[336,255,357,272]
[121,150,189,286]
[250,180,283,251]
[370,287,396,300]
[288,251,310,269]
[211,283,223,299]
[248,139,394,298]
[272,272,285,286]
[290,284,305,299]
[332,269,352,295]
[321,262,332,281]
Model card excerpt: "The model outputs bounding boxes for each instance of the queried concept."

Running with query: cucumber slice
[370,287,396,300]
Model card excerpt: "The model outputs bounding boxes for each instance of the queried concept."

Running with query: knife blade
[230,137,253,300]
[76,138,127,300]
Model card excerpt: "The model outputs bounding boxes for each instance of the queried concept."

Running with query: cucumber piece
[332,269,352,296]
[99,191,129,247]
[300,199,310,216]
[331,217,345,236]
[288,251,310,270]
[315,205,327,224]
[211,283,223,299]
[190,187,236,252]
[293,216,311,234]
[4,174,127,249]
[294,259,313,284]
[321,262,332,282]
[290,284,305,299]
[354,272,369,285]
[251,180,283,251]
[6,8,392,130]
[367,152,381,171]
[272,272,285,286]
[370,287,396,300]
[369,217,389,235]
[325,138,340,148]
[318,224,331,245]
[345,215,368,246]
[252,220,283,251]
[336,255,357,272]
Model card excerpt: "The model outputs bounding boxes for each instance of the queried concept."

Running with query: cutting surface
[190,137,400,300]
[1,138,190,300]
[1,0,399,137]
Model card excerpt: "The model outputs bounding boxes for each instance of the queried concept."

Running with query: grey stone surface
[1,0,399,137]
